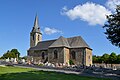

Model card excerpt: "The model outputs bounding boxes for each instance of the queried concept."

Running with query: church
[27,15,92,66]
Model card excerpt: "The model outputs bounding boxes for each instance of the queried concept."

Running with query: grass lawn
[0,66,111,80]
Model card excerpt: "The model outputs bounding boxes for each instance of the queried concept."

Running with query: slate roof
[49,36,70,48]
[29,36,91,50]
[29,40,56,50]
[67,36,89,48]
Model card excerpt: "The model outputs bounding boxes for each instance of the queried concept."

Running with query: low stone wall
[94,63,120,70]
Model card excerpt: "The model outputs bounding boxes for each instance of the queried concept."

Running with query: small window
[54,50,58,59]
[71,51,76,59]
[33,35,34,40]
[42,52,45,59]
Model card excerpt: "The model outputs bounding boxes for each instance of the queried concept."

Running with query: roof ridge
[49,36,70,48]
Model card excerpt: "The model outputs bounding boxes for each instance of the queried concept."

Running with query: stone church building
[27,15,92,66]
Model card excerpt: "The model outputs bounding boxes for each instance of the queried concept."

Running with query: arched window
[42,52,45,59]
[71,51,76,59]
[54,50,58,59]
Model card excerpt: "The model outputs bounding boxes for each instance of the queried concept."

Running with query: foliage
[11,49,20,57]
[1,49,20,59]
[93,52,120,64]
[69,59,74,65]
[103,5,120,47]
[117,54,120,63]
[21,56,27,60]
[101,53,109,64]
[0,66,111,80]
[109,52,117,64]
[92,55,102,63]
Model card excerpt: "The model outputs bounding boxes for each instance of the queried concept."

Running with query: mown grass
[0,66,111,80]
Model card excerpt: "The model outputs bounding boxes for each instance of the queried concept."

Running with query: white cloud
[62,6,68,11]
[61,2,111,26]
[44,27,62,35]
[106,0,120,12]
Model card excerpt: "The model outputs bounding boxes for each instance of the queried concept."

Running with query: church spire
[31,14,41,33]
[34,14,39,28]
[30,14,42,47]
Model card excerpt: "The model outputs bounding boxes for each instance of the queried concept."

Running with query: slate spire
[31,14,41,33]
[34,14,39,28]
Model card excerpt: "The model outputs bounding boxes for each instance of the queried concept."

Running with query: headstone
[22,59,25,63]
[14,58,17,62]
[6,58,9,62]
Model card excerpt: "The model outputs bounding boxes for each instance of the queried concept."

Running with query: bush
[69,60,74,65]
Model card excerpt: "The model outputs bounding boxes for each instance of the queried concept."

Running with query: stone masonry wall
[64,48,70,65]
[85,48,92,66]
[48,47,64,64]
[28,50,48,63]
[70,48,83,65]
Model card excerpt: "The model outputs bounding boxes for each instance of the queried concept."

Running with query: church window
[33,35,34,40]
[71,51,76,59]
[42,52,45,59]
[54,50,58,59]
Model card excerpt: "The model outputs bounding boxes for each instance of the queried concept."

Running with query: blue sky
[0,0,120,57]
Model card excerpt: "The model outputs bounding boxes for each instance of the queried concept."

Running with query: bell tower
[30,15,42,47]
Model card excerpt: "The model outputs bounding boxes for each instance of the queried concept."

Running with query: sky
[0,0,120,57]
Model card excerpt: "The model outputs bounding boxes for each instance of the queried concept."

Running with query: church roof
[67,36,89,48]
[29,36,91,50]
[49,36,70,48]
[29,40,56,50]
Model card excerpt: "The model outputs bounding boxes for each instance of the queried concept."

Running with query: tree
[92,55,97,63]
[103,5,120,47]
[1,49,20,59]
[92,55,103,63]
[117,54,120,63]
[109,52,117,64]
[101,53,109,64]
[2,51,16,59]
[11,49,20,58]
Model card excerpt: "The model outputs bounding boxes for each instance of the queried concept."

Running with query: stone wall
[27,47,92,66]
[48,47,64,64]
[27,50,48,63]
[70,48,84,65]
[85,48,92,66]
[94,63,120,69]
[64,48,70,65]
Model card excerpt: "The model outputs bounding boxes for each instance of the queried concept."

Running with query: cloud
[61,2,111,26]
[44,27,62,35]
[106,0,120,12]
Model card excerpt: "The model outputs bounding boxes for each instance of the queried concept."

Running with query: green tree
[92,55,102,63]
[117,54,120,64]
[101,53,109,64]
[109,52,117,64]
[103,5,120,47]
[1,49,20,59]
[2,51,16,59]
[11,49,20,58]
[92,55,97,63]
